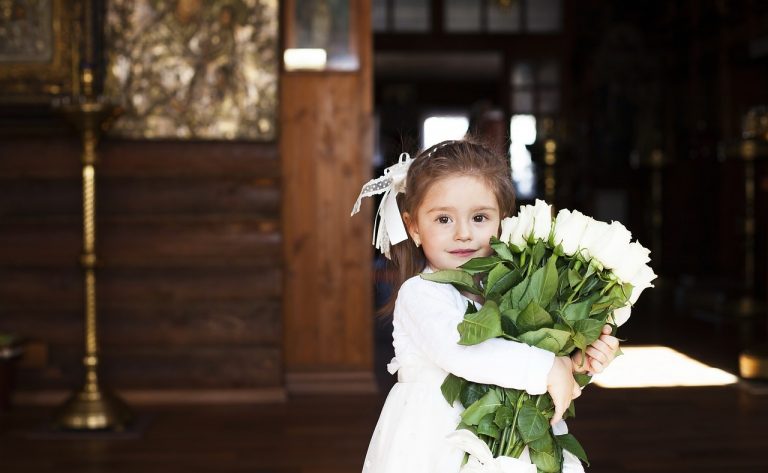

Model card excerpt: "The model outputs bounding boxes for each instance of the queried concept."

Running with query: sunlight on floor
[591,345,739,388]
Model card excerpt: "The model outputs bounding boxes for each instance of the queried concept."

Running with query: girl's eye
[437,216,451,224]
[473,214,488,223]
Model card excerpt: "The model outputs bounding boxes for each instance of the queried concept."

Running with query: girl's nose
[454,221,471,241]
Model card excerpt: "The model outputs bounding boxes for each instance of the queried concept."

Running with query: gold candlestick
[53,73,131,430]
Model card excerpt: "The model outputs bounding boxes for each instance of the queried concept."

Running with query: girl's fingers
[602,324,612,335]
[551,404,566,425]
[600,333,620,350]
[591,334,620,357]
[586,346,606,364]
[588,339,616,365]
[590,359,604,373]
[572,383,582,399]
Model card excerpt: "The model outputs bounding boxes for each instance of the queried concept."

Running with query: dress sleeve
[395,277,555,394]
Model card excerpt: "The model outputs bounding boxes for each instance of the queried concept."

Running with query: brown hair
[378,137,516,316]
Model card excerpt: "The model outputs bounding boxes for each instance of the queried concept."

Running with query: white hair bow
[350,152,413,259]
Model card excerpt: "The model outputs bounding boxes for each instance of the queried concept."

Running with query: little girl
[352,139,620,473]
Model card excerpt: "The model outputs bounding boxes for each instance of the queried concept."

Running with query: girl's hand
[547,356,581,426]
[572,324,620,375]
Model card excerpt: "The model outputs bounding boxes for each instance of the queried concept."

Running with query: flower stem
[565,276,588,306]
[505,393,527,457]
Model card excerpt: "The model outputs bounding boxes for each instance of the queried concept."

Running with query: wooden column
[280,1,375,393]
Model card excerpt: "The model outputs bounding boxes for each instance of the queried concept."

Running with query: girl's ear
[402,212,420,243]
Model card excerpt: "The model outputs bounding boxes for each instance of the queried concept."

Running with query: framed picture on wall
[104,0,279,140]
[0,0,74,102]
[284,0,359,71]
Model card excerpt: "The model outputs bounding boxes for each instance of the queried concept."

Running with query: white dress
[362,272,585,473]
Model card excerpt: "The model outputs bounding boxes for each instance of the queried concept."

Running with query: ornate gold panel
[104,0,279,140]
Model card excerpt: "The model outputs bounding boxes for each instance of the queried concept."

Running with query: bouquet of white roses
[422,200,656,473]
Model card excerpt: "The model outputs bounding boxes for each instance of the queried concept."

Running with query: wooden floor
[1,384,767,473]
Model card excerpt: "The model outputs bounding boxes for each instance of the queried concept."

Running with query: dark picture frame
[0,0,75,102]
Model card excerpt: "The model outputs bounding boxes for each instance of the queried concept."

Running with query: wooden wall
[0,137,284,400]
[280,1,375,393]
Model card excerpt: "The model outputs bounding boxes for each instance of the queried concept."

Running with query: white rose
[612,304,632,327]
[577,218,609,261]
[551,209,590,256]
[499,217,517,244]
[529,199,553,242]
[628,264,657,304]
[612,241,651,283]
[589,221,633,270]
[501,208,535,248]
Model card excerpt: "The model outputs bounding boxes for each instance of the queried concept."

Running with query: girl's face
[404,175,500,271]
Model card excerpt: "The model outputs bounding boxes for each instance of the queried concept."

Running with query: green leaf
[518,327,572,354]
[485,263,511,296]
[516,301,554,332]
[486,266,524,299]
[516,403,549,443]
[441,373,466,405]
[531,240,546,267]
[573,318,605,345]
[456,422,478,436]
[574,373,592,388]
[572,333,586,351]
[461,389,502,425]
[490,237,516,261]
[457,300,502,346]
[494,406,515,429]
[567,268,581,288]
[539,254,559,308]
[460,382,489,407]
[562,299,592,324]
[555,433,590,465]
[499,294,513,312]
[520,254,559,309]
[509,277,531,309]
[503,388,522,407]
[519,271,541,309]
[477,413,501,439]
[420,269,481,295]
[459,256,502,274]
[500,308,520,337]
[535,393,554,414]
[529,445,561,473]
[528,432,555,454]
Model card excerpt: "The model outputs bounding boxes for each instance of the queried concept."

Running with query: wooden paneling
[0,178,280,218]
[0,136,284,392]
[0,268,281,309]
[17,345,282,390]
[280,0,375,387]
[2,303,281,346]
[0,140,281,179]
[0,220,281,268]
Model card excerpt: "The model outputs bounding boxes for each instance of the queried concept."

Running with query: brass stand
[722,136,768,380]
[53,86,132,430]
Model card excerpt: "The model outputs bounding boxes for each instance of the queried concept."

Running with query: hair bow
[350,152,413,259]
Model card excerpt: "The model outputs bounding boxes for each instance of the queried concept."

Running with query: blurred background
[0,1,767,472]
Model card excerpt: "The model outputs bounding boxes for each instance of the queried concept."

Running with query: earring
[414,239,421,248]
